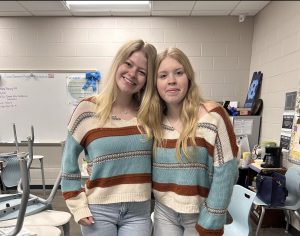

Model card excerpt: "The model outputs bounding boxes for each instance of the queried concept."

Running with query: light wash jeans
[153,201,198,236]
[81,200,152,236]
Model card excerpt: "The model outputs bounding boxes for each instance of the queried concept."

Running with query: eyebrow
[127,59,147,72]
[158,67,183,74]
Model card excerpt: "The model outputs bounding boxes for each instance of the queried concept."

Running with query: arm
[61,99,95,223]
[61,133,92,223]
[196,106,239,236]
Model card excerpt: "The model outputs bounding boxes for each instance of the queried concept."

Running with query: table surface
[249,162,285,173]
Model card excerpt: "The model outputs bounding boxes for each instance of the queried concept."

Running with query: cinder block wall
[250,1,300,230]
[0,16,253,184]
[250,1,300,149]
[0,16,253,104]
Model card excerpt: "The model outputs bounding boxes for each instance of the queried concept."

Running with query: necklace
[166,116,181,131]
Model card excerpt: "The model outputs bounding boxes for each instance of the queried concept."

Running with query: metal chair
[0,154,62,236]
[223,185,256,236]
[0,152,22,191]
[13,124,46,197]
[0,154,30,236]
[252,167,300,236]
[0,133,71,236]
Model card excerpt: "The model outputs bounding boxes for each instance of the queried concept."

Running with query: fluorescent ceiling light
[66,1,149,5]
[65,1,151,12]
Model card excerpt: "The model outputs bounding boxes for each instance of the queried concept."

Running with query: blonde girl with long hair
[148,47,238,236]
[61,39,157,236]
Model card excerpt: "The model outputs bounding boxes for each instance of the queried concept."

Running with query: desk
[238,163,286,189]
[249,162,286,173]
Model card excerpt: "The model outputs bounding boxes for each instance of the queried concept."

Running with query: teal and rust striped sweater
[152,106,239,236]
[61,97,152,222]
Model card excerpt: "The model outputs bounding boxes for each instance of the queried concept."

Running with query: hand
[87,165,92,176]
[78,216,95,226]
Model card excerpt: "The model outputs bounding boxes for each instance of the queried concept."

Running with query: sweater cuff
[195,224,223,236]
[73,207,93,223]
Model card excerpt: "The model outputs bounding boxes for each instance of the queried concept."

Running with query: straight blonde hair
[93,39,157,135]
[149,47,206,161]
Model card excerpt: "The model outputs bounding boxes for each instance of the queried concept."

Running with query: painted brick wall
[0,16,253,184]
[0,16,253,105]
[250,2,300,230]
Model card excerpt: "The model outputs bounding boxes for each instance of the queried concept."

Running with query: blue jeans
[153,201,198,236]
[81,200,152,236]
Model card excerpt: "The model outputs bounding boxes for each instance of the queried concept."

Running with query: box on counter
[237,107,252,116]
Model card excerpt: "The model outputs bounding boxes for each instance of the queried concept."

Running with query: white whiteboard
[0,72,98,143]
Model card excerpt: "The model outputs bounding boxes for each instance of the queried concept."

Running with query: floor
[12,189,300,236]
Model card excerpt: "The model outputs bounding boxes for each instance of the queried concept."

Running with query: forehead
[127,51,147,68]
[158,56,182,71]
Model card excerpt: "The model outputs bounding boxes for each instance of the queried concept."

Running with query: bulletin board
[0,71,99,143]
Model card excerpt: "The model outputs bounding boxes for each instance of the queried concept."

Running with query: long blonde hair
[149,47,205,161]
[93,39,157,134]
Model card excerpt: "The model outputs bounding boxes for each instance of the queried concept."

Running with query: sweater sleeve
[61,98,95,223]
[196,107,239,236]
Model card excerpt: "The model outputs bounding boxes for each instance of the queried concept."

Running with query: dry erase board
[0,71,99,143]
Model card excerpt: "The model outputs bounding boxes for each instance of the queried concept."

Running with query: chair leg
[284,210,290,233]
[294,211,300,221]
[39,158,46,198]
[62,222,70,236]
[255,206,265,236]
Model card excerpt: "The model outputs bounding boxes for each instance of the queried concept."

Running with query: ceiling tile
[191,10,231,16]
[0,1,271,17]
[71,11,111,16]
[18,1,67,11]
[152,1,195,11]
[230,10,260,16]
[0,11,32,16]
[0,1,27,11]
[193,1,239,11]
[31,11,71,16]
[111,11,150,16]
[234,1,270,11]
[151,10,190,16]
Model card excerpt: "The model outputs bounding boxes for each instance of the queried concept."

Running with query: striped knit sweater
[152,106,239,236]
[61,97,152,223]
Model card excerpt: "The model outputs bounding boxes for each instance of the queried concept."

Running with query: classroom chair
[252,166,300,236]
[0,152,22,191]
[0,153,62,236]
[0,136,71,236]
[13,124,46,197]
[223,184,256,236]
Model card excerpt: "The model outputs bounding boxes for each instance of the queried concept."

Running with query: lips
[166,88,180,93]
[122,76,136,86]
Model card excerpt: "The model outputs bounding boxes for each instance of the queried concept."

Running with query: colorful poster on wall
[288,84,300,164]
[244,71,263,109]
[280,91,297,151]
[67,72,100,106]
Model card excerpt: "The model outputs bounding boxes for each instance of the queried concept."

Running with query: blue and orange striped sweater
[152,106,239,236]
[61,97,152,222]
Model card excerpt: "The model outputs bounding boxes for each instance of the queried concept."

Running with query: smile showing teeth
[123,76,136,85]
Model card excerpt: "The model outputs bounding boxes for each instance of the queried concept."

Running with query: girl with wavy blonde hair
[61,39,157,236]
[149,47,238,236]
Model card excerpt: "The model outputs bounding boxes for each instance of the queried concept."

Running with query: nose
[127,66,137,78]
[167,73,176,84]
